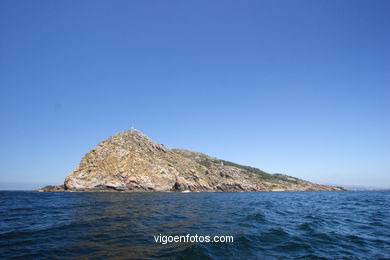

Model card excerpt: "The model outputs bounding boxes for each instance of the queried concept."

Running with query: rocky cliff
[38,129,344,192]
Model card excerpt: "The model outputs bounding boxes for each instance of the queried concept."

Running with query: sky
[0,0,389,189]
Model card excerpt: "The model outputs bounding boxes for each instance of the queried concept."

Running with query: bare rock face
[42,129,345,192]
[63,129,207,192]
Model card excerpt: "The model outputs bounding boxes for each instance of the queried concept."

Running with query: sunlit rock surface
[38,129,345,192]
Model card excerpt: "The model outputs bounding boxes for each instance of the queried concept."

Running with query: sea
[0,191,389,259]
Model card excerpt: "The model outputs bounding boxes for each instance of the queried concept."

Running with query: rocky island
[38,129,344,192]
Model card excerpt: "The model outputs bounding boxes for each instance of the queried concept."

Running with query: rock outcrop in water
[38,129,344,192]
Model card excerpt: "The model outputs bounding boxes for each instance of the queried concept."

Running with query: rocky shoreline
[37,129,345,192]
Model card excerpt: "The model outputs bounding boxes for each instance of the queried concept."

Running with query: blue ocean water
[0,191,389,259]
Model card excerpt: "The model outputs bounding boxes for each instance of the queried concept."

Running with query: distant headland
[38,129,345,192]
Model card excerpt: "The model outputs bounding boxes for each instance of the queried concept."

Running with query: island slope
[39,129,344,192]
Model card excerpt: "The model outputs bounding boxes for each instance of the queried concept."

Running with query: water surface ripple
[0,191,389,259]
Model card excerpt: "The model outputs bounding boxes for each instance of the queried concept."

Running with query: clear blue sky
[1,0,389,189]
